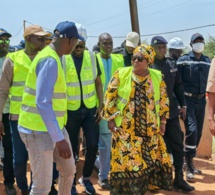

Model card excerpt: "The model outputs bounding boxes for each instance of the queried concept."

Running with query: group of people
[0,20,214,195]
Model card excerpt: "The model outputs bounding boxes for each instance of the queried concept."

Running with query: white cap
[75,23,87,41]
[126,32,139,48]
[168,37,185,49]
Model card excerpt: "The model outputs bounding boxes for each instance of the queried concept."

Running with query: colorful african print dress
[101,70,173,195]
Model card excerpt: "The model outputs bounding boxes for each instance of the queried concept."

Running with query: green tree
[203,35,215,59]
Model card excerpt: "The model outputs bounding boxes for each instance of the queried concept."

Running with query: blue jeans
[9,120,28,191]
[96,119,111,181]
[66,107,99,179]
[20,129,75,195]
[184,97,206,158]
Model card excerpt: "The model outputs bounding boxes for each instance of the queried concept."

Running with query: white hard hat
[75,23,87,41]
[168,37,185,49]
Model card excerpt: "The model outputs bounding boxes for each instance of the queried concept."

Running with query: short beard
[0,50,8,58]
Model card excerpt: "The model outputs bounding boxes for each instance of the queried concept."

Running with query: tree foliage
[203,35,215,59]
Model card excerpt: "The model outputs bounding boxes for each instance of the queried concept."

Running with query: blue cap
[0,28,12,38]
[54,21,84,41]
[190,33,204,42]
[19,40,25,48]
[151,36,168,45]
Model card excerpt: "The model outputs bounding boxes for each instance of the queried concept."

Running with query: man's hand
[179,106,187,121]
[95,106,102,124]
[108,119,117,133]
[55,139,71,159]
[0,121,5,139]
[209,120,215,136]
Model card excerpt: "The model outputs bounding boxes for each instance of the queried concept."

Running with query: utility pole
[23,20,26,30]
[129,0,141,43]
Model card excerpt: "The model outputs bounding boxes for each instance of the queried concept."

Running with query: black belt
[184,92,205,99]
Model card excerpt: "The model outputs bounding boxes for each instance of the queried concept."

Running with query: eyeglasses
[0,40,10,44]
[75,45,85,49]
[28,36,46,42]
[131,55,144,62]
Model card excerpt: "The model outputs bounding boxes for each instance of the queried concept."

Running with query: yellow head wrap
[133,44,156,65]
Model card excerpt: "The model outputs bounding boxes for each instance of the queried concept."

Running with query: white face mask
[192,42,205,53]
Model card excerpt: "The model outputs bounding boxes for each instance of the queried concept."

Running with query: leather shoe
[193,167,202,175]
[5,185,16,195]
[186,169,195,183]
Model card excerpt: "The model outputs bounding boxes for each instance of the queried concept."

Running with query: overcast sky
[2,0,215,50]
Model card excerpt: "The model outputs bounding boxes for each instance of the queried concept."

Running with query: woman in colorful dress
[101,44,173,194]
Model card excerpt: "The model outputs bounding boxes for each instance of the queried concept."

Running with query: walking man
[95,33,124,190]
[18,21,83,195]
[151,36,194,191]
[177,33,210,182]
[0,25,50,195]
[0,28,16,195]
[63,23,103,195]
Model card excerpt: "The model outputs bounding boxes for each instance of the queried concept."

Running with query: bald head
[99,33,112,43]
[98,33,113,59]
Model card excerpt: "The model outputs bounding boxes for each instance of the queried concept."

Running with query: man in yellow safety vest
[0,25,51,195]
[18,21,83,195]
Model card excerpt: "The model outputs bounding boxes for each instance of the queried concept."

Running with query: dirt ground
[0,155,215,195]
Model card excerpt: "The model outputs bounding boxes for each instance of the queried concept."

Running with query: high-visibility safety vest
[7,50,32,115]
[63,50,98,111]
[96,53,124,91]
[18,46,67,132]
[114,67,162,127]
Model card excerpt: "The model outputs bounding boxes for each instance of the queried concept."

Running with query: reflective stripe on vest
[24,86,66,99]
[12,81,26,86]
[114,67,162,127]
[10,96,22,101]
[7,50,32,114]
[18,46,67,132]
[21,104,66,117]
[67,80,94,87]
[68,91,96,100]
[118,95,127,104]
[64,50,98,110]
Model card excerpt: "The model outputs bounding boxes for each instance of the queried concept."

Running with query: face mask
[192,42,204,53]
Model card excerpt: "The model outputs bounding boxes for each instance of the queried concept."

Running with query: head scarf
[133,44,156,65]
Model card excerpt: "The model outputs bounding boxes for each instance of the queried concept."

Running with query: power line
[86,0,165,27]
[141,24,215,37]
[88,24,215,38]
[139,0,193,19]
[12,24,24,38]
[88,0,191,34]
[25,20,54,31]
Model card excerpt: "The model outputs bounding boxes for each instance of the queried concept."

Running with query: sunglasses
[0,40,10,44]
[131,55,144,62]
[75,45,85,49]
[28,36,46,42]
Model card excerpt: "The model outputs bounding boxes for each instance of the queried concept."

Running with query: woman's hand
[160,123,166,136]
